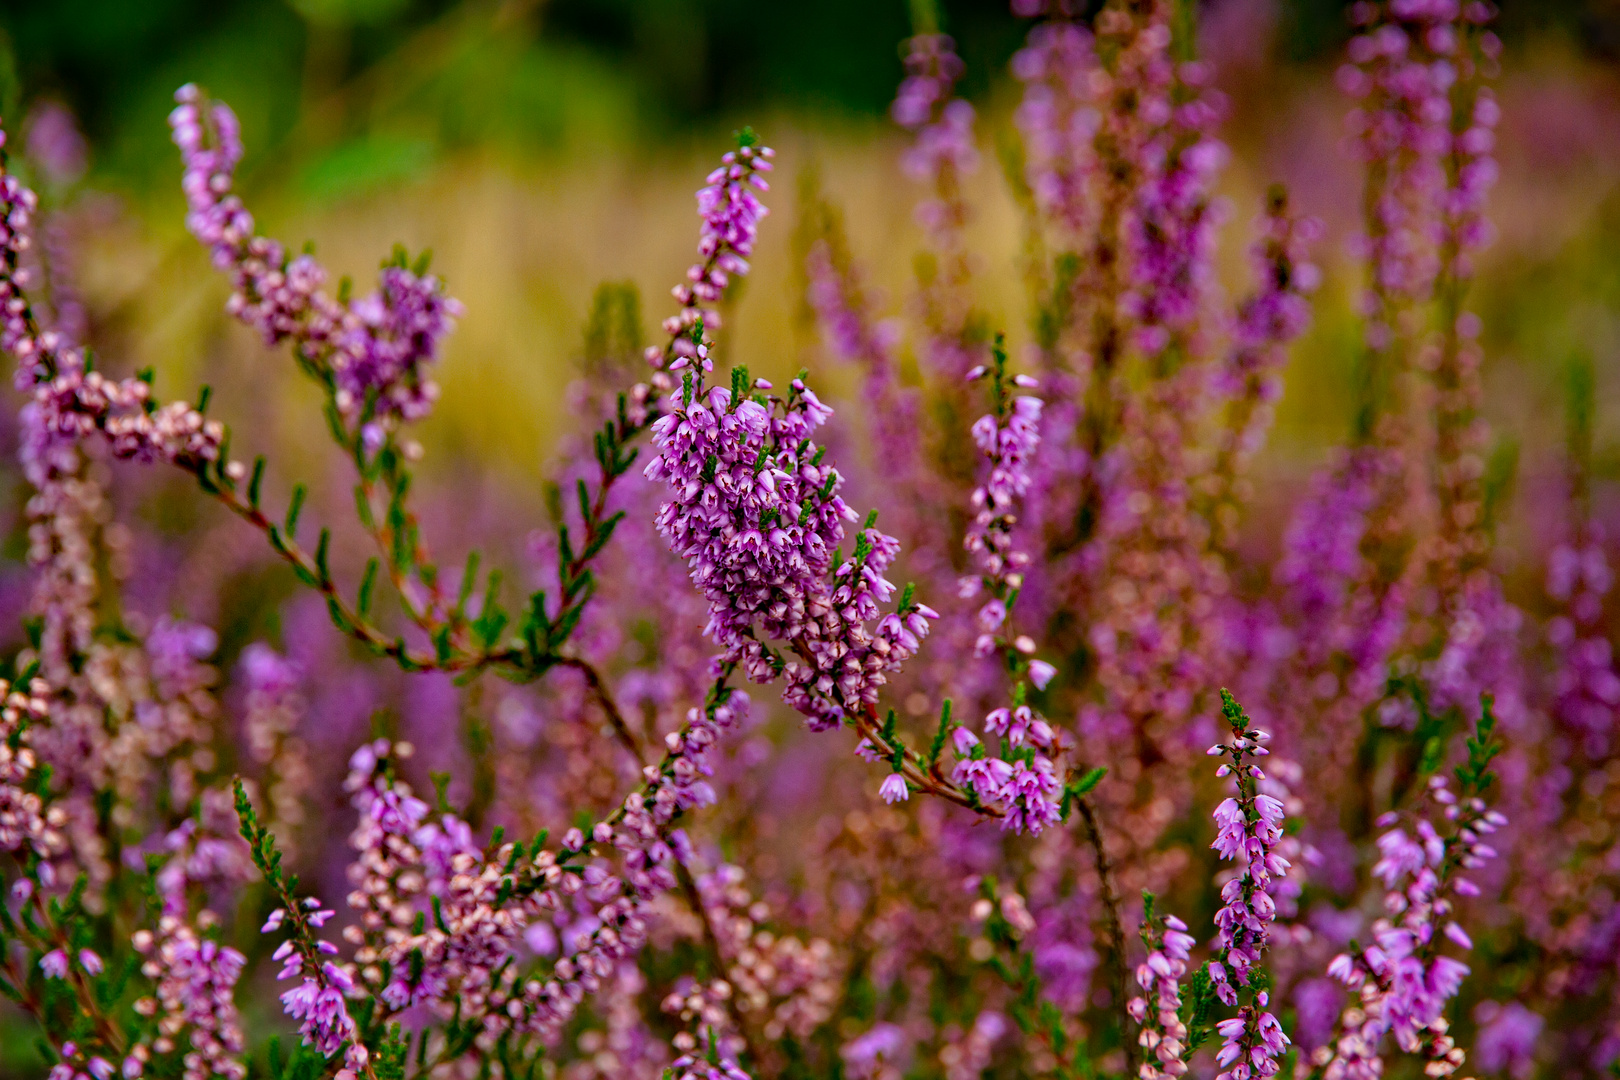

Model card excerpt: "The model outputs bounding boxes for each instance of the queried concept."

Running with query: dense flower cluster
[647,371,935,730]
[132,919,248,1080]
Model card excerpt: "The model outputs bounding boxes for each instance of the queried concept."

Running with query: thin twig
[1076,794,1133,1076]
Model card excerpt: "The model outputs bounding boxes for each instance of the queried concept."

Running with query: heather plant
[0,2,1614,1079]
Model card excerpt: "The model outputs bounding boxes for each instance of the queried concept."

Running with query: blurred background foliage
[6,0,1620,160]
[0,0,1617,617]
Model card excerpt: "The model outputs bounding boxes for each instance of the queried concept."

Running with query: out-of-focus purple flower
[1473,1000,1542,1079]
[1339,2,1460,352]
[1124,61,1228,360]
[40,949,69,978]
[841,1022,909,1080]
[1210,192,1321,539]
[1546,532,1620,757]
[1293,977,1343,1051]
[25,103,88,186]
[893,30,982,384]
[1011,18,1097,238]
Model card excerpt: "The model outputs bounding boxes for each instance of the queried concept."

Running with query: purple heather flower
[131,914,249,1079]
[879,773,910,804]
[997,757,1063,835]
[1339,4,1457,349]
[1130,909,1195,1079]
[279,978,357,1059]
[893,30,984,384]
[1211,193,1321,525]
[169,85,461,431]
[947,352,1065,834]
[962,363,1041,633]
[841,1022,909,1080]
[40,949,69,979]
[650,141,774,369]
[1546,531,1620,757]
[3,160,234,478]
[334,265,462,424]
[1011,18,1097,238]
[1028,659,1056,690]
[647,374,932,729]
[1325,772,1505,1069]
[1124,56,1228,360]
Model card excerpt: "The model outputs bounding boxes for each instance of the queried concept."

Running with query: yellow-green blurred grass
[67,42,1620,562]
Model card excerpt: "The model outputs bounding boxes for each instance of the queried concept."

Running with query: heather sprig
[1128,891,1197,1080]
[1205,690,1290,1080]
[0,673,132,1071]
[1010,13,1096,244]
[235,780,371,1076]
[1316,698,1504,1078]
[233,666,755,1077]
[946,336,1066,836]
[648,132,775,374]
[961,335,1045,667]
[645,350,970,813]
[1427,9,1502,598]
[170,86,460,434]
[162,89,772,719]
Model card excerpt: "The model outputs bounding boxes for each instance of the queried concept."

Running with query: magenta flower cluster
[647,342,935,732]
